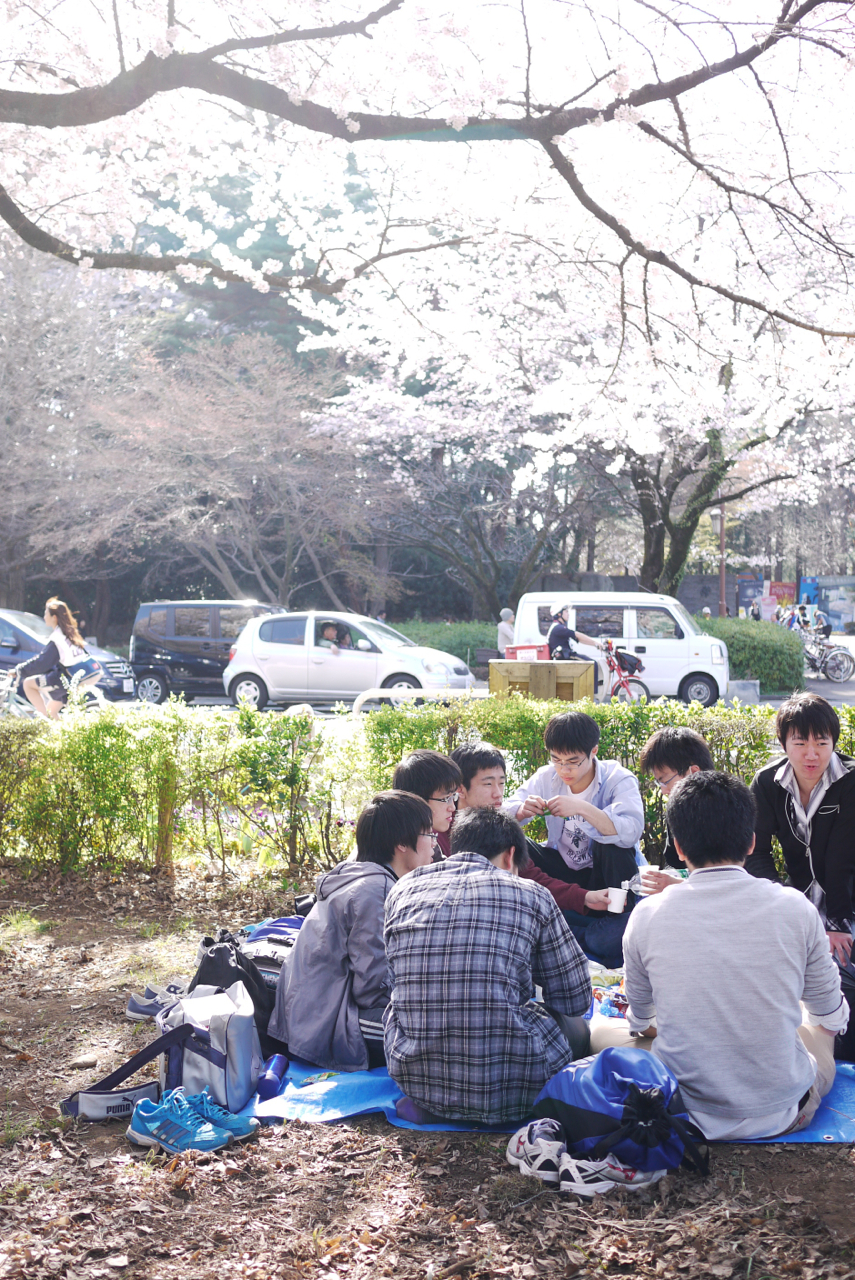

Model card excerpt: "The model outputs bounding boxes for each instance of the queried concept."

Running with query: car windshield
[360,620,416,649]
[1,609,53,639]
[669,601,698,636]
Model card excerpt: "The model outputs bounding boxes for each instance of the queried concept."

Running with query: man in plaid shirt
[383,807,592,1125]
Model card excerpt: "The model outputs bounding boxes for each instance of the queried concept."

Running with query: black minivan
[130,601,278,703]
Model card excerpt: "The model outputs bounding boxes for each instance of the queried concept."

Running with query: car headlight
[711,644,725,664]
[422,660,450,674]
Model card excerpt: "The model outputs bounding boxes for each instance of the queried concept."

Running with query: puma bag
[533,1046,708,1173]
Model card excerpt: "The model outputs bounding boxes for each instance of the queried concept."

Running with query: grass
[0,909,58,938]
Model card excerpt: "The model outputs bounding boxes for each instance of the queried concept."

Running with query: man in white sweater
[591,771,848,1139]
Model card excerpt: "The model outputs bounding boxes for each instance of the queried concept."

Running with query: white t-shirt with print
[557,775,598,870]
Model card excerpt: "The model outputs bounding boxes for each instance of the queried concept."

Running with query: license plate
[123,678,135,692]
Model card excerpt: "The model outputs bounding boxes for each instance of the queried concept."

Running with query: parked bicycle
[801,631,855,683]
[600,639,650,703]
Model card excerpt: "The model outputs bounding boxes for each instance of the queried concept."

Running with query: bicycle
[600,640,650,703]
[800,630,855,683]
[0,669,36,718]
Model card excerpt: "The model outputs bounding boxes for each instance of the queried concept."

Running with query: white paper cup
[607,886,628,914]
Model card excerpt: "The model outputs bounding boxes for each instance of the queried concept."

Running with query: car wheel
[136,673,168,704]
[679,674,719,706]
[230,675,269,710]
[381,674,423,708]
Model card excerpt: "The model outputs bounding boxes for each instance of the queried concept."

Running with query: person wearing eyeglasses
[392,749,464,861]
[502,711,644,967]
[637,727,715,894]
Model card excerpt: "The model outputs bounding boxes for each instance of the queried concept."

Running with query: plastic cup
[607,887,628,913]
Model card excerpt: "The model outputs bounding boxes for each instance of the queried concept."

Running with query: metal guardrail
[351,686,490,714]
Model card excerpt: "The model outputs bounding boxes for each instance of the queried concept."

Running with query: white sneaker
[506,1118,566,1183]
[602,1154,667,1190]
[558,1152,615,1198]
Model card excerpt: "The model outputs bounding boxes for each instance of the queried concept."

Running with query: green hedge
[362,695,779,861]
[697,617,804,694]
[390,621,497,665]
[0,703,357,876]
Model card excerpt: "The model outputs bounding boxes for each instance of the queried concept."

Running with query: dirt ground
[1,863,854,1280]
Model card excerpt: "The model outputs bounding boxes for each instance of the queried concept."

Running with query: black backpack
[189,935,282,1057]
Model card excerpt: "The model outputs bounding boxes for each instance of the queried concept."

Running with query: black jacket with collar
[747,752,855,934]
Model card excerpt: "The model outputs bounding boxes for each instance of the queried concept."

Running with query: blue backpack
[533,1047,708,1174]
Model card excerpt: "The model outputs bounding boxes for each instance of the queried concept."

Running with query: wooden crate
[488,660,595,702]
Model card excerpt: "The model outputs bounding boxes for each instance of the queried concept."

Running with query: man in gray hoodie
[270,791,433,1071]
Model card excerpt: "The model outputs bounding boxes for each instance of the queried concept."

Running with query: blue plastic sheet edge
[238,1058,855,1141]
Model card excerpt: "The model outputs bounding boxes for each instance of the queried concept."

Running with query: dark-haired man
[638,726,714,894]
[592,771,848,1139]
[383,806,591,1125]
[503,711,643,965]
[271,791,433,1071]
[748,692,855,971]
[392,749,463,860]
[452,742,611,917]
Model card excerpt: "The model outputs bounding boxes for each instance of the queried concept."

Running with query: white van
[513,591,728,706]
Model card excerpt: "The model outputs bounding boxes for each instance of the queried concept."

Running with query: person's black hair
[450,806,529,868]
[391,749,463,801]
[355,791,433,865]
[665,771,756,867]
[450,743,507,789]
[639,727,714,776]
[543,711,600,756]
[776,691,840,748]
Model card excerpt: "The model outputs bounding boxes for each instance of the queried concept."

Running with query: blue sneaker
[126,1092,233,1153]
[182,1088,260,1141]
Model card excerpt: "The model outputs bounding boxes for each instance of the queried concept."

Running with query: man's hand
[638,1026,658,1039]
[828,930,853,965]
[546,795,580,818]
[639,869,681,896]
[584,888,610,911]
[517,795,548,820]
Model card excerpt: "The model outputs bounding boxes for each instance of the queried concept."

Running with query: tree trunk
[586,523,596,573]
[93,575,111,647]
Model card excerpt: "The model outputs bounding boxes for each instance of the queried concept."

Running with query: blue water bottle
[257,1053,289,1100]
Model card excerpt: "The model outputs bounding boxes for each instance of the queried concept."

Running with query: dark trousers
[527,838,638,968]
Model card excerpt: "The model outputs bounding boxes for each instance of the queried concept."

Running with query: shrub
[362,695,778,862]
[696,617,804,694]
[390,620,497,665]
[0,718,43,853]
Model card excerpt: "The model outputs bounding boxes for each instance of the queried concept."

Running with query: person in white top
[497,608,515,656]
[13,597,90,720]
[591,771,848,1139]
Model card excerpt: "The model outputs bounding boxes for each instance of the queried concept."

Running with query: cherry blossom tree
[1,1,854,342]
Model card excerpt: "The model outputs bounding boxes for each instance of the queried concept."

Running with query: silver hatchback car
[223,611,474,708]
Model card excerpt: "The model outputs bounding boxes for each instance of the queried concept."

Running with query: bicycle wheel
[822,648,855,682]
[611,678,650,704]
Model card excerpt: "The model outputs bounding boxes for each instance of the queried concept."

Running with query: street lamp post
[709,496,726,618]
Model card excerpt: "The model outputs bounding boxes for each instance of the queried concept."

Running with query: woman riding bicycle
[12,598,97,720]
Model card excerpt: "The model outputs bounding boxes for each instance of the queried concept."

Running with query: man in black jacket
[748,692,855,972]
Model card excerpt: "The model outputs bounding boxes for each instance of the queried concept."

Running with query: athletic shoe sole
[125,1124,233,1154]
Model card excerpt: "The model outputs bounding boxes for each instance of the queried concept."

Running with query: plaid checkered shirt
[383,852,591,1124]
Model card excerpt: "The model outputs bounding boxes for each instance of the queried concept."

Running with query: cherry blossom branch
[0,180,467,295]
[199,1,403,59]
[540,140,855,340]
[0,0,840,137]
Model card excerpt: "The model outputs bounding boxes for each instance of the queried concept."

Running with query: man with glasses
[392,749,463,860]
[638,727,714,894]
[503,711,644,966]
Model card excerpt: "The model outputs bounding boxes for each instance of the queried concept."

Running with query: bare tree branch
[540,140,855,339]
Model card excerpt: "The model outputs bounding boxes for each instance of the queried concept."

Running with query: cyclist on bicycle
[546,603,603,694]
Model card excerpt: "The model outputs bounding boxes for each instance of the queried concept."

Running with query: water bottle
[256,1053,289,1100]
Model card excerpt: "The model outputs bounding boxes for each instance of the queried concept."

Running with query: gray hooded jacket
[269,860,396,1071]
